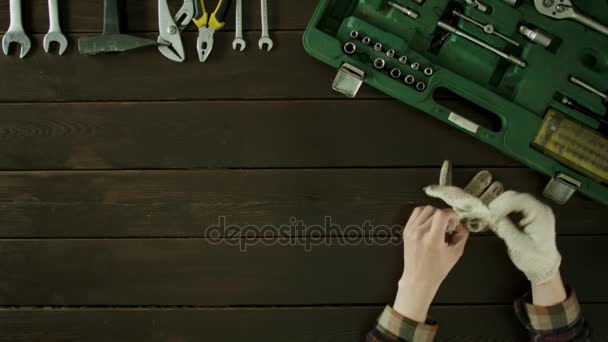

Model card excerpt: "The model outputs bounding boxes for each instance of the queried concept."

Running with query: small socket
[350,30,359,39]
[374,58,386,70]
[423,67,434,76]
[343,42,356,55]
[390,68,402,79]
[465,0,489,12]
[404,74,415,85]
[410,62,420,71]
[374,42,383,51]
[362,36,371,45]
[416,82,426,92]
[398,56,408,64]
[386,49,395,58]
[519,25,553,48]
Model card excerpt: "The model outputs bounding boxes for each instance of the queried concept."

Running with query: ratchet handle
[193,0,208,28]
[208,0,231,31]
[574,12,608,37]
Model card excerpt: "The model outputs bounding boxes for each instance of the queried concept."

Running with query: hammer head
[78,34,157,55]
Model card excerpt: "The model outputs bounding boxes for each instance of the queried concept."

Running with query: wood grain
[0,237,606,306]
[0,169,603,238]
[0,100,514,169]
[0,0,317,34]
[4,305,606,341]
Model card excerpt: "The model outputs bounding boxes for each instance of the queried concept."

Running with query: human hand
[393,207,469,321]
[489,191,561,286]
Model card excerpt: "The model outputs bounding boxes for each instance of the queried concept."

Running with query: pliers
[193,0,232,62]
[158,0,186,62]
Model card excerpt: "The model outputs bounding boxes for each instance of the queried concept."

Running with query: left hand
[394,207,469,321]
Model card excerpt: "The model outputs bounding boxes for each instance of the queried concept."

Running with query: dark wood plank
[0,100,515,169]
[0,32,387,102]
[0,236,606,305]
[0,0,317,34]
[0,169,602,238]
[5,304,605,341]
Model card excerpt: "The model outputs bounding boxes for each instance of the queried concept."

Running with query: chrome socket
[343,42,356,55]
[423,67,434,76]
[398,56,408,64]
[386,49,395,58]
[350,30,359,39]
[362,36,371,45]
[416,82,426,92]
[374,42,383,51]
[390,68,402,79]
[404,74,415,85]
[374,58,386,70]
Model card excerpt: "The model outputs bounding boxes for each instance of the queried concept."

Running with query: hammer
[78,0,157,55]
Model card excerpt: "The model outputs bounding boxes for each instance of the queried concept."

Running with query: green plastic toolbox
[303,0,608,205]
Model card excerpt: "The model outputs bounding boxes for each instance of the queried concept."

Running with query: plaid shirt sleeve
[366,306,438,342]
[514,289,590,341]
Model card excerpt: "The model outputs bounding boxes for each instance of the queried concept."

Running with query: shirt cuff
[514,289,581,332]
[375,305,438,342]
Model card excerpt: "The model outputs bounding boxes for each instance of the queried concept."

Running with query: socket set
[304,0,608,205]
[344,30,434,93]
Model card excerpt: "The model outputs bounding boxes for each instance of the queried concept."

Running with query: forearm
[394,279,438,322]
[531,272,567,306]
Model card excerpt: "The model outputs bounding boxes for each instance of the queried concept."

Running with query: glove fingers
[463,170,493,197]
[491,216,530,248]
[439,160,452,186]
[479,181,504,205]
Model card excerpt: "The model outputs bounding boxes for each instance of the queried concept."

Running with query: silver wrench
[534,0,608,37]
[232,0,246,51]
[44,0,68,55]
[2,0,31,58]
[258,0,273,51]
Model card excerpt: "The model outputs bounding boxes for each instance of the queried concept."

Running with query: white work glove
[489,191,561,285]
[424,160,504,232]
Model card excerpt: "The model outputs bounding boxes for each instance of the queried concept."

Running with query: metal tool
[43,0,68,55]
[388,1,419,19]
[416,82,426,91]
[424,67,434,76]
[390,68,402,78]
[534,0,608,37]
[193,0,232,62]
[437,21,527,68]
[232,0,246,50]
[519,25,552,47]
[374,42,383,51]
[386,49,395,58]
[560,95,608,133]
[502,0,517,6]
[404,74,415,84]
[362,36,371,45]
[79,0,157,55]
[570,76,607,102]
[158,0,185,62]
[464,0,489,13]
[350,31,359,39]
[398,55,408,64]
[343,42,356,55]
[453,10,520,46]
[2,0,31,58]
[174,0,195,32]
[259,0,273,51]
[410,62,420,70]
[374,58,386,69]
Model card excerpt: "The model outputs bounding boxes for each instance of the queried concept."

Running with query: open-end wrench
[44,0,68,55]
[232,0,246,50]
[2,0,31,58]
[258,0,273,51]
[534,0,608,37]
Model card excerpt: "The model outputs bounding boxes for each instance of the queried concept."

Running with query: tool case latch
[332,63,366,98]
[543,173,581,204]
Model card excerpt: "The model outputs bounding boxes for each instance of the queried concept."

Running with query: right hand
[489,191,561,286]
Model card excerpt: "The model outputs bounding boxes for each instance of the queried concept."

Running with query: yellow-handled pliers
[193,0,232,62]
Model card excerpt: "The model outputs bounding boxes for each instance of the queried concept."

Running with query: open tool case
[303,0,608,205]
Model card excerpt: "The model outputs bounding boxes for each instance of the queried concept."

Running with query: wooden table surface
[0,1,606,341]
